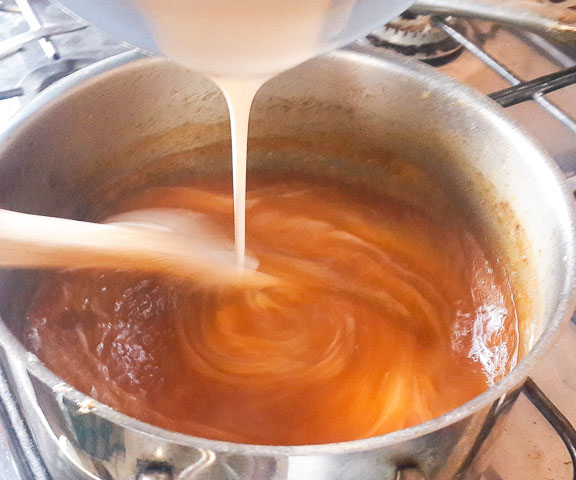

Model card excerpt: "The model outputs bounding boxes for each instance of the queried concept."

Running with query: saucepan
[0,44,573,480]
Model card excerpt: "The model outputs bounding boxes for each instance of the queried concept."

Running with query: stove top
[0,0,130,122]
[0,1,575,479]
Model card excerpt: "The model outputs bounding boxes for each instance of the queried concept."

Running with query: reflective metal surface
[412,0,576,43]
[0,44,573,479]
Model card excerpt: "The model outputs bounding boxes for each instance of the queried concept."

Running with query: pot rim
[2,44,576,456]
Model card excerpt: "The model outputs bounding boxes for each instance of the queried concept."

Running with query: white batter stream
[134,0,359,267]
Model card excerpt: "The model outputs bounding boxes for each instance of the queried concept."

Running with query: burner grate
[435,18,576,134]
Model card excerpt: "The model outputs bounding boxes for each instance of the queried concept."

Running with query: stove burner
[365,13,468,64]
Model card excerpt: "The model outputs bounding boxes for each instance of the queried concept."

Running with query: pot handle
[394,377,576,480]
[411,0,576,44]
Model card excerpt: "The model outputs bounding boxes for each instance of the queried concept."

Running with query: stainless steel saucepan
[0,45,574,480]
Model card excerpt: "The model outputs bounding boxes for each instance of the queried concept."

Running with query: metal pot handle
[410,0,576,44]
[394,377,576,480]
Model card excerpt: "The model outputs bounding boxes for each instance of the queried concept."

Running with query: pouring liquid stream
[134,0,351,269]
[212,77,267,269]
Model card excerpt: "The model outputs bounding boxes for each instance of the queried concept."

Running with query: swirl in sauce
[26,176,518,445]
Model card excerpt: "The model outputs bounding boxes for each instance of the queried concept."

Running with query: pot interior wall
[0,50,567,381]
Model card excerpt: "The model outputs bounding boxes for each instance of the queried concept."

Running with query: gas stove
[0,1,575,479]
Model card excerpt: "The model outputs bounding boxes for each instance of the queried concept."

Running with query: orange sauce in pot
[26,174,518,446]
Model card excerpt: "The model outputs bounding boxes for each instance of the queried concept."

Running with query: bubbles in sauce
[26,175,518,445]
